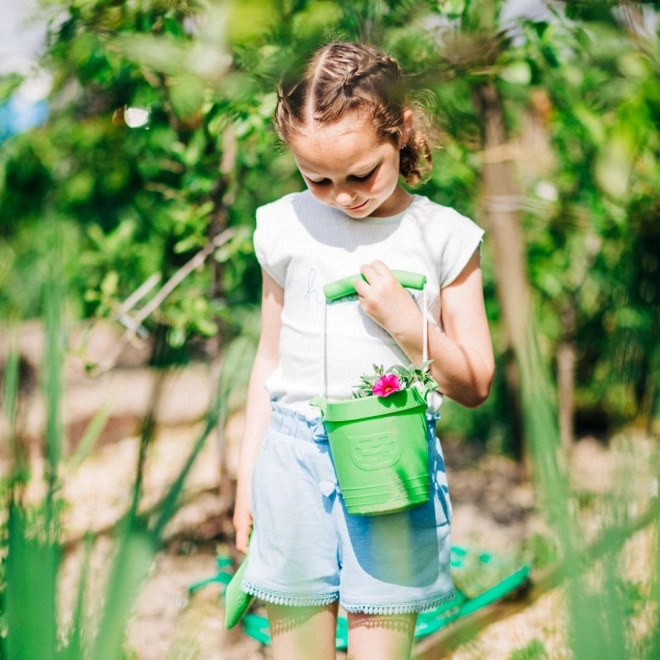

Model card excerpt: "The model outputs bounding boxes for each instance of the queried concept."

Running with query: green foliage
[0,238,243,658]
[1,5,659,658]
[521,532,559,571]
[509,639,547,660]
[0,1,658,425]
[517,13,660,428]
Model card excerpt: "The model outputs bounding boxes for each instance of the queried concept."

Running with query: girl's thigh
[347,611,418,660]
[267,602,339,660]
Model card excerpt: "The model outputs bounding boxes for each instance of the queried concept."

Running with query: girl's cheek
[307,185,331,205]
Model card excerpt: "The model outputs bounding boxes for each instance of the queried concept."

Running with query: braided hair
[275,42,432,186]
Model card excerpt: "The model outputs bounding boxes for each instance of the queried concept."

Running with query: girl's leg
[267,602,339,660]
[347,612,417,660]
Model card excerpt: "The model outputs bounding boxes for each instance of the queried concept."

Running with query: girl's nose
[335,188,356,206]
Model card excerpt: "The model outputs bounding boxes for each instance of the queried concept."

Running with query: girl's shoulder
[407,195,483,235]
[256,190,319,220]
[406,196,484,289]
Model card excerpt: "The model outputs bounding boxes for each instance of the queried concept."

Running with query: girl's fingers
[369,259,391,277]
[358,263,375,286]
[233,504,253,554]
[235,522,252,554]
[359,261,391,288]
[358,261,398,297]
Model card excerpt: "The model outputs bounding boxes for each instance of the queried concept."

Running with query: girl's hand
[233,477,253,554]
[354,260,422,335]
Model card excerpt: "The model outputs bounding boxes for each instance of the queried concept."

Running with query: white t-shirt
[253,190,484,416]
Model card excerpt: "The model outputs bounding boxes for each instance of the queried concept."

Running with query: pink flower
[372,374,402,398]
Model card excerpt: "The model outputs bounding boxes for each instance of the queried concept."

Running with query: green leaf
[594,133,635,200]
[169,74,206,119]
[68,401,113,470]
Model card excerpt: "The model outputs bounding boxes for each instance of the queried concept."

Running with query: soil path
[3,325,656,659]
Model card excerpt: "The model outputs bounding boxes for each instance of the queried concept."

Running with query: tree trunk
[472,82,532,462]
[473,82,531,349]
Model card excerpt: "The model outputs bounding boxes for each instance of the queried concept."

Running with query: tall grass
[0,240,242,659]
[2,236,656,658]
[518,322,659,659]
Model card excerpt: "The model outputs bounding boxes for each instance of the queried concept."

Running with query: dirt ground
[57,419,656,659]
[2,325,658,659]
[54,423,656,660]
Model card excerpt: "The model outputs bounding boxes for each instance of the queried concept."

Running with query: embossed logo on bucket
[347,430,402,470]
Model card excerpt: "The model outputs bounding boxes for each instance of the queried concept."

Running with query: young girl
[233,42,494,660]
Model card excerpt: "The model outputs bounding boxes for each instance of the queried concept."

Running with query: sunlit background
[1,1,659,659]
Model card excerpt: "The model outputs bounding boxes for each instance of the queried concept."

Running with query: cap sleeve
[439,208,485,289]
[253,201,289,288]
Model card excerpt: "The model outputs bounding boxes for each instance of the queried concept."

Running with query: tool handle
[324,270,426,302]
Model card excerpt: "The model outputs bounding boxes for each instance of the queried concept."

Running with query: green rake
[189,545,531,650]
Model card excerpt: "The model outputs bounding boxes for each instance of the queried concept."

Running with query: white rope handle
[422,286,428,364]
[320,286,429,399]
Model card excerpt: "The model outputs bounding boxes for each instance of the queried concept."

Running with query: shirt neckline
[343,194,421,225]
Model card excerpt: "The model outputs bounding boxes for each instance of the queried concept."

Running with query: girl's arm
[233,269,283,553]
[355,253,494,408]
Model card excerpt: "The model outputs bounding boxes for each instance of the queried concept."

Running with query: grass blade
[517,326,618,660]
[59,535,94,660]
[91,526,155,660]
[1,334,24,484]
[2,334,19,450]
[68,401,113,470]
[5,504,59,660]
[43,232,64,535]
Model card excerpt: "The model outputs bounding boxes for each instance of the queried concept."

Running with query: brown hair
[274,42,432,186]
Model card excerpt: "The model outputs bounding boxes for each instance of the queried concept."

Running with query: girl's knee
[347,611,417,660]
[267,602,338,660]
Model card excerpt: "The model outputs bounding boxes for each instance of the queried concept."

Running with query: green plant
[352,360,438,399]
[0,238,246,658]
[509,639,547,660]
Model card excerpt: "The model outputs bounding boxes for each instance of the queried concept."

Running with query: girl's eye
[308,178,330,186]
[351,168,376,182]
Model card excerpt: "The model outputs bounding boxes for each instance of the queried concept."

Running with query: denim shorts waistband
[270,403,328,443]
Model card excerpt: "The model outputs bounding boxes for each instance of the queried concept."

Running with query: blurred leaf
[6,506,59,659]
[68,400,113,470]
[594,133,635,200]
[500,60,531,85]
[116,33,191,76]
[60,536,94,660]
[291,1,343,38]
[168,74,206,119]
[0,73,24,102]
[91,528,156,660]
[227,0,278,43]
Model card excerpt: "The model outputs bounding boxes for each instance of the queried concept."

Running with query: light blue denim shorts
[242,403,456,615]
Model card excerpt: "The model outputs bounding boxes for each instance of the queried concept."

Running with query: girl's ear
[398,108,414,148]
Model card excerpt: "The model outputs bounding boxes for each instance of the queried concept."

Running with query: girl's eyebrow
[302,161,380,179]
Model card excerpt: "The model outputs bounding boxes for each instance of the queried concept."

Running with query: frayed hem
[341,589,457,615]
[241,581,339,608]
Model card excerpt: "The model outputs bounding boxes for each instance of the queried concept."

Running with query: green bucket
[315,388,430,516]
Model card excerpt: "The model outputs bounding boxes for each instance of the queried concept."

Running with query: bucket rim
[319,388,427,423]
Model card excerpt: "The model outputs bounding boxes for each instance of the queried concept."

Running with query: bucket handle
[324,270,427,302]
[319,270,429,400]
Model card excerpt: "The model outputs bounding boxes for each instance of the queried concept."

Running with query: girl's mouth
[344,200,368,212]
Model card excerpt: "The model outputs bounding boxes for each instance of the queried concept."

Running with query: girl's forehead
[296,113,378,144]
[289,114,389,171]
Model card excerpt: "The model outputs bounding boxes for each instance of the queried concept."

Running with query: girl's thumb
[236,526,252,554]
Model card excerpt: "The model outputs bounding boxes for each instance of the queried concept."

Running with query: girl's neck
[368,185,413,218]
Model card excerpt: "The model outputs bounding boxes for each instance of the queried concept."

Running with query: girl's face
[288,111,412,219]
